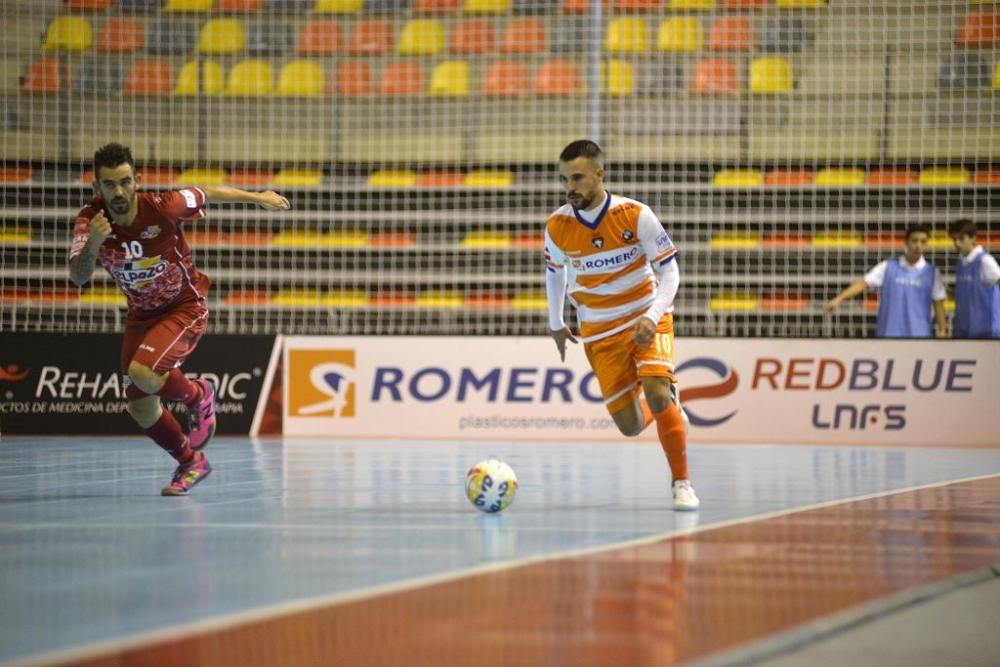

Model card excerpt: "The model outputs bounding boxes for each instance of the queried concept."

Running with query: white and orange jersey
[545,192,677,343]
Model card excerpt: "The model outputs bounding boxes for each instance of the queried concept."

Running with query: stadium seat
[605,18,648,53]
[614,0,660,11]
[224,59,274,95]
[348,20,394,54]
[511,0,558,12]
[464,170,513,187]
[173,59,223,94]
[313,0,362,12]
[323,289,368,307]
[118,0,167,10]
[712,169,762,187]
[163,0,214,10]
[761,293,809,312]
[667,0,714,8]
[776,0,825,7]
[369,169,418,186]
[67,0,114,8]
[866,169,917,186]
[298,20,343,54]
[274,168,323,186]
[136,167,180,185]
[500,18,546,54]
[147,19,197,55]
[750,56,793,93]
[812,231,862,247]
[760,17,808,52]
[449,19,495,54]
[511,292,545,310]
[247,22,294,55]
[335,61,373,95]
[398,19,446,54]
[466,292,511,309]
[956,11,999,48]
[177,167,227,184]
[380,61,425,94]
[657,17,703,52]
[815,168,864,186]
[0,167,31,183]
[227,167,274,186]
[918,167,971,186]
[710,232,761,249]
[43,17,93,52]
[482,60,529,96]
[215,0,263,10]
[95,18,145,53]
[20,58,64,93]
[534,59,582,95]
[414,0,459,12]
[764,169,813,186]
[73,60,123,93]
[197,19,246,54]
[710,292,759,312]
[276,60,324,95]
[973,170,1000,184]
[690,58,739,94]
[463,0,510,13]
[722,0,765,6]
[938,52,991,89]
[124,60,172,95]
[429,60,469,96]
[417,291,463,308]
[995,62,1000,90]
[709,17,753,51]
[603,59,633,96]
[416,170,463,186]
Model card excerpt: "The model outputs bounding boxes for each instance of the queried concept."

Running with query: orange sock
[653,403,688,482]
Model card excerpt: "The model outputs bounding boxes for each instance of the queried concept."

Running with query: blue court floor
[1,436,999,666]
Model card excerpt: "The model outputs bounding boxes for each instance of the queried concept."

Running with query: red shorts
[584,313,677,414]
[120,299,209,377]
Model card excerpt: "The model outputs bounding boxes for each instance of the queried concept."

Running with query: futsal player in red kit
[69,143,290,496]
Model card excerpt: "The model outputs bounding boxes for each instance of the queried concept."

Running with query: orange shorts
[584,314,677,414]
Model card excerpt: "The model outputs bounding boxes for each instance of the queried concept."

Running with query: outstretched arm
[824,279,869,313]
[199,185,290,210]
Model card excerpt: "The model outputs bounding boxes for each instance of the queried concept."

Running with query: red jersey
[69,189,211,315]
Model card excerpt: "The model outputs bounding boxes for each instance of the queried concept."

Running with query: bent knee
[126,396,161,426]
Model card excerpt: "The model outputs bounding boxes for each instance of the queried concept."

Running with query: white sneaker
[672,479,700,511]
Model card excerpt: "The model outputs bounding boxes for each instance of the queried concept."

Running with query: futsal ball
[465,459,518,513]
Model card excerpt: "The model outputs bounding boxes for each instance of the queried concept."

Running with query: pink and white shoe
[185,378,216,451]
[161,451,212,496]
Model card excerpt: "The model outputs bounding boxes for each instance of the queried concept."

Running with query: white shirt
[958,246,1000,285]
[864,256,946,300]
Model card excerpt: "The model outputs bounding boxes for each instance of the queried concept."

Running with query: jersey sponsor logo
[570,245,641,273]
[180,189,198,209]
[139,344,156,353]
[656,233,671,252]
[140,225,161,240]
[591,236,604,249]
[621,229,634,242]
[111,256,168,287]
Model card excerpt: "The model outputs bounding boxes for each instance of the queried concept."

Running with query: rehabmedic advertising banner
[280,337,1000,447]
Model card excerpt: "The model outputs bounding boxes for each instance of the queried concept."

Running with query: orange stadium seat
[96,18,145,53]
[65,0,114,8]
[466,293,511,309]
[690,58,739,94]
[764,169,813,186]
[614,0,660,11]
[20,58,64,93]
[534,59,582,95]
[709,18,753,52]
[136,167,180,185]
[500,18,546,54]
[482,60,529,96]
[124,60,172,95]
[0,167,32,183]
[380,61,425,95]
[414,0,459,11]
[449,19,495,54]
[370,231,417,247]
[866,169,918,186]
[334,61,374,95]
[227,168,275,187]
[297,20,343,55]
[972,170,1000,184]
[416,170,463,186]
[722,0,766,6]
[348,20,394,55]
[762,232,810,248]
[956,11,999,48]
[864,232,904,249]
[214,0,264,10]
[762,292,809,311]
[223,290,273,306]
[562,0,612,13]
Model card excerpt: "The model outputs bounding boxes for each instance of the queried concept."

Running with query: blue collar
[571,192,611,230]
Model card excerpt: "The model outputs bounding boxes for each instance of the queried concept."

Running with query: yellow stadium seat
[322,231,369,247]
[43,17,93,52]
[812,231,862,248]
[0,227,31,243]
[658,18,703,52]
[429,61,470,96]
[667,0,714,8]
[369,170,418,187]
[603,60,634,96]
[511,292,547,310]
[274,231,322,247]
[463,170,513,187]
[463,0,510,12]
[173,60,223,96]
[927,233,953,249]
[710,292,759,311]
[225,60,273,96]
[815,168,865,186]
[276,61,324,96]
[80,288,127,305]
[712,169,763,187]
[164,0,214,10]
[177,168,227,185]
[417,291,464,308]
[995,63,1000,90]
[750,57,793,93]
[313,0,362,11]
[918,167,971,186]
[776,0,825,7]
[197,19,245,55]
[273,168,324,186]
[462,231,512,248]
[273,288,323,307]
[321,290,368,308]
[710,232,761,249]
[398,19,446,55]
[605,18,648,53]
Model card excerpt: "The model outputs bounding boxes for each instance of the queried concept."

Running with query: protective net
[1,0,996,336]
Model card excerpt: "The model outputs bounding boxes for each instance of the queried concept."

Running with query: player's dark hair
[559,140,604,165]
[904,223,930,241]
[948,218,977,238]
[93,143,135,175]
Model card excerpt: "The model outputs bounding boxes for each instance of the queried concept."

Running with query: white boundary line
[5,471,999,667]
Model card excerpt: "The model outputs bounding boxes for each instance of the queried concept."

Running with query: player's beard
[110,195,131,216]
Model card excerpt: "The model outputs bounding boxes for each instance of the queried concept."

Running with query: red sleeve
[163,187,207,223]
[69,198,102,262]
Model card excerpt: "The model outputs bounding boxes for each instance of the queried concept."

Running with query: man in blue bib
[949,218,1000,339]
[825,224,946,338]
